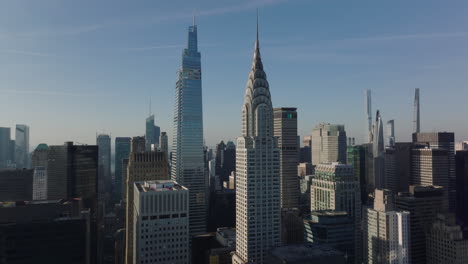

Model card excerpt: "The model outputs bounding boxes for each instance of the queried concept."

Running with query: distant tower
[366,89,372,143]
[15,124,30,168]
[159,132,168,160]
[232,12,281,264]
[145,114,160,151]
[373,111,385,189]
[386,120,395,147]
[414,88,420,133]
[96,134,112,190]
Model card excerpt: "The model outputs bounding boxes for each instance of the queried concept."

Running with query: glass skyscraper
[114,137,131,201]
[171,21,207,236]
[145,114,160,151]
[15,124,30,169]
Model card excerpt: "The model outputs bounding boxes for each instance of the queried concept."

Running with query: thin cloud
[0,49,57,57]
[1,89,99,97]
[5,0,290,38]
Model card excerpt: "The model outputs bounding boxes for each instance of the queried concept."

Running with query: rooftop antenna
[149,97,152,116]
[256,8,259,42]
[193,9,197,26]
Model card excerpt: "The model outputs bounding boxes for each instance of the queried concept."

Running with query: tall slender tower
[366,89,372,143]
[171,20,207,236]
[373,110,385,189]
[414,88,420,133]
[232,13,281,264]
[386,119,395,147]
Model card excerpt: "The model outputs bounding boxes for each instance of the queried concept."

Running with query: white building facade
[32,166,47,200]
[232,21,281,264]
[133,180,189,264]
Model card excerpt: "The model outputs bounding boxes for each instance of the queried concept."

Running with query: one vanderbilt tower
[232,13,281,264]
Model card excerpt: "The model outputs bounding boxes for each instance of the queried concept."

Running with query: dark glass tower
[115,137,131,201]
[171,21,207,236]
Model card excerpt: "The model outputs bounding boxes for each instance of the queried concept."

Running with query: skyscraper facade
[384,142,412,194]
[115,137,131,201]
[131,136,146,153]
[171,21,207,236]
[347,144,368,204]
[310,163,361,263]
[32,166,47,200]
[366,89,372,143]
[0,127,12,168]
[311,123,347,165]
[386,119,395,147]
[132,180,189,264]
[125,151,169,264]
[15,124,30,168]
[456,150,468,229]
[413,132,456,211]
[395,185,444,264]
[414,88,420,133]
[364,189,410,264]
[273,107,299,209]
[232,19,281,264]
[145,114,160,151]
[159,131,168,160]
[372,110,385,190]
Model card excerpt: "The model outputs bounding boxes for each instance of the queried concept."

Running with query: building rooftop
[135,180,187,193]
[270,243,344,261]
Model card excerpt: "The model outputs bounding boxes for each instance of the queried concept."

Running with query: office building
[395,185,444,264]
[365,89,372,143]
[347,144,368,204]
[386,120,395,147]
[32,166,47,200]
[132,180,189,264]
[131,136,146,153]
[171,21,207,237]
[456,141,468,151]
[372,110,385,190]
[215,140,236,183]
[384,142,412,194]
[207,189,235,231]
[0,168,33,201]
[364,189,409,264]
[414,88,420,133]
[310,163,361,263]
[0,199,91,264]
[145,114,160,151]
[281,208,304,245]
[192,228,236,264]
[115,137,131,201]
[304,211,354,262]
[15,124,30,168]
[232,17,281,264]
[456,150,468,229]
[32,143,49,167]
[0,127,12,168]
[426,214,468,264]
[311,123,347,165]
[413,132,455,211]
[159,132,168,160]
[298,162,313,177]
[274,107,299,209]
[412,147,450,211]
[97,134,111,192]
[299,174,313,214]
[125,151,169,264]
[266,244,347,264]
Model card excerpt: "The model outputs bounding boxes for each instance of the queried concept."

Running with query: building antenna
[149,97,152,116]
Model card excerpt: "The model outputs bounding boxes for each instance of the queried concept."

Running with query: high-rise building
[0,127,12,168]
[414,88,420,133]
[411,147,450,211]
[274,107,299,209]
[372,110,385,190]
[97,134,111,191]
[413,132,456,211]
[32,143,48,167]
[426,214,468,264]
[386,119,395,147]
[364,189,410,264]
[455,141,468,151]
[384,142,412,194]
[395,185,444,264]
[281,208,304,245]
[131,136,146,153]
[15,124,30,168]
[300,135,312,163]
[304,211,354,262]
[0,199,91,264]
[125,151,169,264]
[310,163,361,263]
[115,137,131,201]
[311,123,347,165]
[32,166,47,200]
[145,114,160,151]
[132,180,189,264]
[171,21,207,237]
[366,89,372,143]
[159,131,168,160]
[266,244,347,264]
[232,16,281,264]
[214,140,236,183]
[347,144,368,204]
[456,150,468,229]
[0,168,33,201]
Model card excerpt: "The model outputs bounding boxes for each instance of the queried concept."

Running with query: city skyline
[2,0,468,149]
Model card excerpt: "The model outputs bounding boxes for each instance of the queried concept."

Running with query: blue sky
[1,0,468,150]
